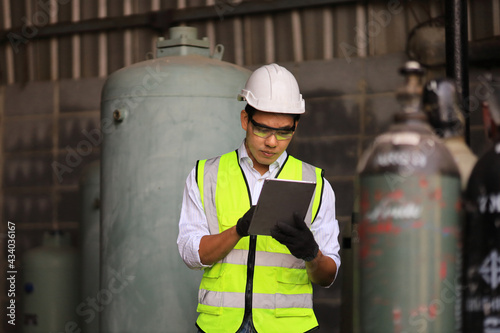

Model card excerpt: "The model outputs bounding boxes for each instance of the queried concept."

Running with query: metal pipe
[445,0,470,145]
[469,36,500,66]
[0,11,174,43]
[0,0,356,45]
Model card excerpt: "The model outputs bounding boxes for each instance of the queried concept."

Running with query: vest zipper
[244,234,257,318]
[243,154,281,318]
[235,148,256,322]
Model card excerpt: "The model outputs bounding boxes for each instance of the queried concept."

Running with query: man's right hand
[236,206,256,237]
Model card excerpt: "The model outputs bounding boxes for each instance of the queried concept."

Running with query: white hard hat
[238,63,305,114]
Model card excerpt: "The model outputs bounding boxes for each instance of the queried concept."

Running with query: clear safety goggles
[249,118,295,141]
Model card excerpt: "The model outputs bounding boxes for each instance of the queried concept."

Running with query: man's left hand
[270,213,319,261]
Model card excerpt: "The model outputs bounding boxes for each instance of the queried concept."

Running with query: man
[462,75,500,332]
[177,63,341,333]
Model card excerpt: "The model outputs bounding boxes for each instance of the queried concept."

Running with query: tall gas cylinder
[21,230,80,333]
[356,61,462,332]
[462,75,500,332]
[422,78,477,190]
[79,161,100,333]
[100,26,250,332]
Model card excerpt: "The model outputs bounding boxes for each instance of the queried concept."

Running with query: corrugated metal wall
[1,0,499,85]
[0,1,499,333]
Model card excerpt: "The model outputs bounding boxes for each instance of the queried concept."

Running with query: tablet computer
[248,178,316,236]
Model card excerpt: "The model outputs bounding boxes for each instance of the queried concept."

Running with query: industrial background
[0,0,499,332]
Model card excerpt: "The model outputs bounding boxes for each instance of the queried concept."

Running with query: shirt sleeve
[177,167,212,270]
[310,178,341,287]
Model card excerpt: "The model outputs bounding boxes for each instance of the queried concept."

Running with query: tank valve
[396,61,426,113]
[113,109,128,122]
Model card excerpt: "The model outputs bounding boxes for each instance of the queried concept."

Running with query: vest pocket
[274,292,314,317]
[198,264,223,315]
[275,306,313,318]
[218,211,242,233]
[275,268,313,317]
[277,267,309,285]
[197,289,222,315]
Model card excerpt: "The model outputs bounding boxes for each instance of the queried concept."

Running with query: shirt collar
[238,139,288,172]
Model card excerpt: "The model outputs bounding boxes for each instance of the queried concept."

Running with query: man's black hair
[245,104,301,123]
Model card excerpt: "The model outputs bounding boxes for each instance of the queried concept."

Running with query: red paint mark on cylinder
[431,188,442,200]
[393,307,402,333]
[428,303,438,319]
[411,220,423,228]
[440,261,447,279]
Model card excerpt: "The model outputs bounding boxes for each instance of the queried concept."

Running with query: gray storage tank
[79,161,100,333]
[100,26,250,332]
[21,231,80,333]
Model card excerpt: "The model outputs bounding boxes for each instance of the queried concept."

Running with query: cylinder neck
[393,111,428,124]
[156,26,210,58]
[395,61,427,120]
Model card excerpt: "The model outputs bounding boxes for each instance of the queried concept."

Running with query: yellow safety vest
[195,150,324,333]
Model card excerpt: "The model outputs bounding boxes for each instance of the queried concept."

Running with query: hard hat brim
[237,90,305,114]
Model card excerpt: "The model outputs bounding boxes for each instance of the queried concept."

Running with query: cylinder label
[358,174,461,333]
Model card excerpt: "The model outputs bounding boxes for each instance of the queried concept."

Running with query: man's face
[241,109,297,174]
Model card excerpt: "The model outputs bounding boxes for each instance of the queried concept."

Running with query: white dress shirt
[177,141,341,284]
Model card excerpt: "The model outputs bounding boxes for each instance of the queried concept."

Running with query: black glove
[236,206,256,237]
[270,212,319,261]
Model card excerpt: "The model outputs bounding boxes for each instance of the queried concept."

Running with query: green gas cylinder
[22,230,80,333]
[100,26,251,332]
[356,62,462,333]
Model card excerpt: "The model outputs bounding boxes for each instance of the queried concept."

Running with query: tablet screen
[248,178,316,236]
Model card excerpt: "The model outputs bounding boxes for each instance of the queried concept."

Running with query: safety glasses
[249,118,295,141]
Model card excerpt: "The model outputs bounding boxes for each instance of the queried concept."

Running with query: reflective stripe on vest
[195,150,324,333]
[199,289,313,310]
